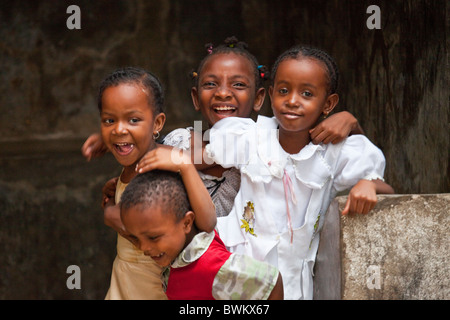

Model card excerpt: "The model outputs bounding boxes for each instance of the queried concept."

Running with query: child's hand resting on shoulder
[135,144,192,174]
[309,111,364,145]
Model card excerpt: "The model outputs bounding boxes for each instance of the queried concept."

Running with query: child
[137,37,365,217]
[84,38,363,217]
[203,45,394,300]
[95,67,216,300]
[119,170,284,300]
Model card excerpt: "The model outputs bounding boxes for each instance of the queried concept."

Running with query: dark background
[0,0,447,299]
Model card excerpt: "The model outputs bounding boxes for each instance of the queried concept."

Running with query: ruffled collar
[254,116,333,189]
[171,231,215,268]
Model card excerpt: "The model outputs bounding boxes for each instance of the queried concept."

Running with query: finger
[342,197,351,215]
[311,130,328,144]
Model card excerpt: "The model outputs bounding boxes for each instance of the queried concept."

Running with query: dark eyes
[277,88,313,97]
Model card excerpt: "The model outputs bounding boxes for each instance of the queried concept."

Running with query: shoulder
[211,116,256,132]
[162,127,193,150]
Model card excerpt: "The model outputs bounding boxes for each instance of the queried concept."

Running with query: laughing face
[121,203,194,267]
[191,52,265,127]
[100,83,165,169]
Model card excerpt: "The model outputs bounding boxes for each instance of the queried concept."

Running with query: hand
[136,144,192,174]
[342,179,377,215]
[309,111,358,145]
[104,204,135,243]
[101,177,118,209]
[81,133,108,161]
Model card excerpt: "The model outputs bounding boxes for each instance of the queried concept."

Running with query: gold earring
[323,111,329,119]
[153,131,160,140]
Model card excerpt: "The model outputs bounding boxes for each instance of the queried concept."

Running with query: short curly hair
[120,170,191,222]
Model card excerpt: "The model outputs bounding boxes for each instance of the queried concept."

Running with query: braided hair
[190,36,268,91]
[97,67,165,115]
[270,45,339,95]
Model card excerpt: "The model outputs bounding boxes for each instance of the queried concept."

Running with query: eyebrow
[202,74,251,81]
[275,80,318,89]
[101,110,146,116]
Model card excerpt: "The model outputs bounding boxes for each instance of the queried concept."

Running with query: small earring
[153,131,160,140]
[323,111,329,119]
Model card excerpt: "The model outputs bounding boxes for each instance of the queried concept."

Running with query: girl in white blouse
[204,45,394,300]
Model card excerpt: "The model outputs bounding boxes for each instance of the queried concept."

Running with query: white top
[163,127,241,217]
[205,115,386,300]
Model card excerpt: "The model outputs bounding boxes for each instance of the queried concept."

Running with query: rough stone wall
[314,194,449,300]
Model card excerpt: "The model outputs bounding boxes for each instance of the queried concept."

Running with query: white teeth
[115,143,133,146]
[214,106,236,111]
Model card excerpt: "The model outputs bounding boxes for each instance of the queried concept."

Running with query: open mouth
[113,142,135,156]
[151,252,165,261]
[213,105,237,115]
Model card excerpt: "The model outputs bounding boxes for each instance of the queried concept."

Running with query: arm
[81,132,108,161]
[136,144,217,232]
[341,178,394,215]
[309,111,365,145]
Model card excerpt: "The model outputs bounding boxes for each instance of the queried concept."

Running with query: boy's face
[121,204,193,267]
[191,53,265,126]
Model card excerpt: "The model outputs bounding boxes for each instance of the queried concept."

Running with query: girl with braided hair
[140,37,364,217]
[203,45,394,299]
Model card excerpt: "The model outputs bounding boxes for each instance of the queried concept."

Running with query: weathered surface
[0,139,119,299]
[0,0,448,194]
[314,194,449,300]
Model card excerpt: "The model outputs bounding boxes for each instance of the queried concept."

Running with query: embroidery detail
[240,201,257,237]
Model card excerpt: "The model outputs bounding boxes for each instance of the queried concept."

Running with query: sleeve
[212,253,279,300]
[333,135,386,192]
[162,127,192,150]
[205,117,256,169]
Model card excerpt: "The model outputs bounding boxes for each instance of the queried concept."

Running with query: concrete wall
[314,194,449,300]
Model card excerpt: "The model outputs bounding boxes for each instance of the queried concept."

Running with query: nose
[112,120,128,135]
[287,92,301,108]
[138,241,153,256]
[215,84,232,99]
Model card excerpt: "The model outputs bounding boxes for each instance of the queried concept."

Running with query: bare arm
[310,111,365,145]
[341,178,394,215]
[136,145,217,232]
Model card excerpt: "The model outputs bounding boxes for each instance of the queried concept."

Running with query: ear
[323,93,339,115]
[253,87,266,113]
[182,211,195,234]
[268,86,274,102]
[191,87,201,112]
[153,112,166,135]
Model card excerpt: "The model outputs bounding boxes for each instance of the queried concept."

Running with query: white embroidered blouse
[205,115,386,300]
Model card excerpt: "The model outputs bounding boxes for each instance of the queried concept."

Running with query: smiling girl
[204,45,394,299]
[97,67,215,300]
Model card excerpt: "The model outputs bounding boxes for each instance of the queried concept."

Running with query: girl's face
[191,53,265,126]
[100,84,165,168]
[269,58,338,134]
[121,205,194,267]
